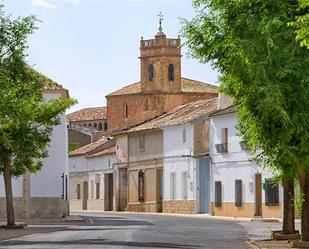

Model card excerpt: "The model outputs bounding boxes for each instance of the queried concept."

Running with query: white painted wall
[0,92,68,198]
[163,124,196,201]
[163,157,196,201]
[69,153,117,201]
[209,112,283,204]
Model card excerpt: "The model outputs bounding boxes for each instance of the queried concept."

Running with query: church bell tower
[140,13,181,93]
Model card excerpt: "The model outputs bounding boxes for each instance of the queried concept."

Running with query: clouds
[31,0,80,9]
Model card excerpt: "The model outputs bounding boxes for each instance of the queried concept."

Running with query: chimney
[218,93,233,109]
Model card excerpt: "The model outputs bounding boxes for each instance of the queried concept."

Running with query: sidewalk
[0,215,87,242]
[239,221,302,249]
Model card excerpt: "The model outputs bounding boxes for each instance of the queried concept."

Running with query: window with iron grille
[235,179,242,207]
[215,143,228,153]
[215,181,222,207]
[138,171,145,202]
[215,128,228,153]
[76,184,81,199]
[265,179,279,206]
[96,183,100,199]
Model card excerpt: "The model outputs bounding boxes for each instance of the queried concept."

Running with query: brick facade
[163,200,196,214]
[107,92,217,132]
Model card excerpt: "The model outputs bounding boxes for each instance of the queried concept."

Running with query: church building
[106,21,218,132]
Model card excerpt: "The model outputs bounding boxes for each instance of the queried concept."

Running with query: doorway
[255,173,262,217]
[104,173,114,211]
[199,158,210,213]
[82,181,88,210]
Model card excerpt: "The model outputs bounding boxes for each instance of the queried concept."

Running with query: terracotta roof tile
[107,81,141,96]
[106,78,218,96]
[209,105,236,117]
[181,77,218,94]
[69,138,114,157]
[119,98,218,133]
[66,106,107,122]
[86,146,116,158]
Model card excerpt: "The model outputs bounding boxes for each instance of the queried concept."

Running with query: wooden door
[82,181,88,210]
[255,173,262,217]
[108,174,114,211]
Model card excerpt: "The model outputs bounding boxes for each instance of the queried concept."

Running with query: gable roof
[66,106,107,122]
[106,77,218,97]
[69,138,115,157]
[209,105,236,117]
[86,146,116,159]
[117,98,218,134]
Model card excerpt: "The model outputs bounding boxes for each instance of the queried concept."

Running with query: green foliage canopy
[289,0,309,48]
[0,5,75,176]
[182,0,309,173]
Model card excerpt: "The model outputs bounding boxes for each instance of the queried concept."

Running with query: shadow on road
[0,238,201,248]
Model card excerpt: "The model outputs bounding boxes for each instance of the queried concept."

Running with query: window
[84,124,87,127]
[138,170,145,202]
[168,64,174,81]
[215,128,228,153]
[215,181,222,207]
[182,171,188,200]
[95,174,100,199]
[93,123,97,129]
[221,128,228,144]
[149,64,154,81]
[96,183,100,199]
[88,123,92,128]
[108,158,111,168]
[182,129,187,143]
[265,179,279,206]
[170,172,176,200]
[104,123,108,131]
[235,179,242,207]
[139,134,145,152]
[76,184,81,199]
[124,104,128,118]
[98,123,103,131]
[90,179,94,199]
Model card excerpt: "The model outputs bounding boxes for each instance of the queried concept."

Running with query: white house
[0,85,70,219]
[68,138,117,211]
[209,105,283,218]
[162,99,217,214]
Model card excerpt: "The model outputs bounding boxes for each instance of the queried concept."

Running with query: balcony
[215,143,228,153]
[239,141,249,151]
[140,38,180,48]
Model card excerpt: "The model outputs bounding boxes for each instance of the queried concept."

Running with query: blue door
[199,158,210,213]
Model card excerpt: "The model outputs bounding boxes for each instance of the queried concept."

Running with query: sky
[4,0,219,113]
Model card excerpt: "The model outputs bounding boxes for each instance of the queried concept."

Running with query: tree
[0,5,75,227]
[289,0,309,48]
[182,0,309,241]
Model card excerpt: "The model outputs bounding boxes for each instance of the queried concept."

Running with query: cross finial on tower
[157,11,163,31]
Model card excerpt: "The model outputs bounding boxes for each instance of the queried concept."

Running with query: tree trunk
[3,159,15,227]
[282,177,295,234]
[299,169,309,241]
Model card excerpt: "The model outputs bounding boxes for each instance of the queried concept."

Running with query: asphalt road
[0,212,251,249]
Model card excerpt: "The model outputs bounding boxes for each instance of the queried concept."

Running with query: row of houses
[0,23,282,220]
[68,95,283,218]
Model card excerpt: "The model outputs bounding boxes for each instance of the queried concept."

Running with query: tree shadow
[0,238,202,248]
